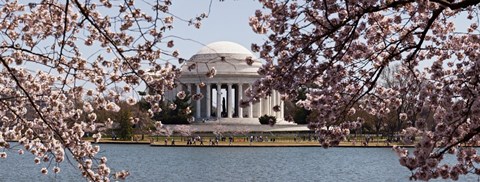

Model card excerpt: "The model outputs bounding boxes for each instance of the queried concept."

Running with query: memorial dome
[196,41,253,55]
[181,41,262,76]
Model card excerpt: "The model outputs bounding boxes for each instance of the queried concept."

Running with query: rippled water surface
[1,144,478,181]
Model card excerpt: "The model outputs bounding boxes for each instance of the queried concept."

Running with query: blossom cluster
[0,0,207,181]
[248,0,480,180]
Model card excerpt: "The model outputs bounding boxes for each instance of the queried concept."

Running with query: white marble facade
[164,41,285,124]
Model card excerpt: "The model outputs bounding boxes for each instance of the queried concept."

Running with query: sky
[165,0,264,62]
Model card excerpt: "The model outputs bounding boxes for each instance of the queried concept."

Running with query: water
[0,144,478,181]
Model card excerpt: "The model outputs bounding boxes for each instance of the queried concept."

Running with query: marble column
[206,84,211,118]
[271,95,274,115]
[258,97,263,117]
[227,83,233,118]
[280,100,284,120]
[186,83,192,96]
[277,92,281,118]
[196,84,201,119]
[216,83,222,119]
[266,96,271,116]
[237,83,243,118]
[273,91,277,117]
[248,84,253,118]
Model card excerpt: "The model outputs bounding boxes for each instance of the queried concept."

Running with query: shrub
[259,115,276,126]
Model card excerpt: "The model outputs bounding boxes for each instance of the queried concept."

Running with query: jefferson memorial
[164,41,288,125]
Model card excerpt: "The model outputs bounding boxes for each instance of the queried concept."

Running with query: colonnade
[172,82,284,121]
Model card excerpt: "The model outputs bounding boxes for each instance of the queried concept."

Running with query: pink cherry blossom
[0,1,207,181]
[248,0,480,180]
[40,168,48,175]
[0,152,6,159]
[176,91,186,99]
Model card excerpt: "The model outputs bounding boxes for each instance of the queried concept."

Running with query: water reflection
[0,144,477,181]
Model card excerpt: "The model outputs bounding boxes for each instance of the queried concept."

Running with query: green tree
[94,100,152,141]
[115,109,133,140]
[153,92,194,125]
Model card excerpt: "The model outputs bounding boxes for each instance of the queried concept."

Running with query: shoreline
[7,140,415,148]
[148,143,411,148]
[95,139,415,148]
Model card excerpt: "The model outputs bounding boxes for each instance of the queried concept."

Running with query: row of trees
[84,90,194,140]
[286,64,434,140]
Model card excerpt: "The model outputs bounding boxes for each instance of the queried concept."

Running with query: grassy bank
[86,135,411,148]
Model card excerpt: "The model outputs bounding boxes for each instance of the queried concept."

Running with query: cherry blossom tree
[249,0,480,180]
[232,126,251,137]
[173,125,195,137]
[212,124,228,137]
[154,121,173,138]
[0,0,207,181]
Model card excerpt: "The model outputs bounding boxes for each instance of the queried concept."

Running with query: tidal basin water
[1,144,478,181]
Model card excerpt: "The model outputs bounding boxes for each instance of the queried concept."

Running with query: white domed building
[164,41,285,125]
